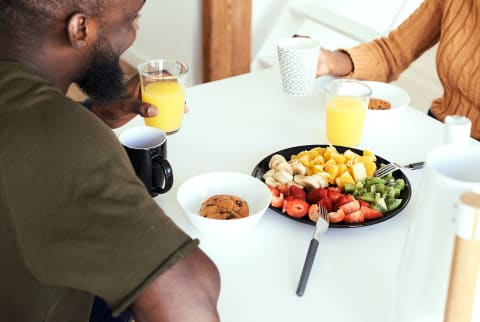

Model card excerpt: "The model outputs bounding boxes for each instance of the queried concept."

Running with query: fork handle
[296,238,319,297]
[407,161,424,170]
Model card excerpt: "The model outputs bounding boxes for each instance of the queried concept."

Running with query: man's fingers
[140,102,159,117]
[117,99,158,118]
[125,74,142,99]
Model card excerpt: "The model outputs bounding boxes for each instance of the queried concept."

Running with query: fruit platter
[251,145,411,228]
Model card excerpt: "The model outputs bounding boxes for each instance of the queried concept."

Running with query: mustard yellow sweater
[346,0,480,139]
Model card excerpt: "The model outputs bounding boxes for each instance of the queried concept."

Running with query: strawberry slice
[328,208,345,223]
[339,200,360,215]
[308,203,320,222]
[268,186,284,208]
[284,199,309,218]
[327,187,342,202]
[344,210,365,224]
[318,196,333,213]
[271,194,284,208]
[361,206,383,220]
[306,187,327,203]
[335,193,356,209]
[277,184,290,198]
[289,185,306,200]
[358,200,371,208]
[282,195,295,213]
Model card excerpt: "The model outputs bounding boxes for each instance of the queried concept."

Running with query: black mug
[119,126,174,196]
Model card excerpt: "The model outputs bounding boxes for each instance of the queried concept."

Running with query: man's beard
[76,34,126,102]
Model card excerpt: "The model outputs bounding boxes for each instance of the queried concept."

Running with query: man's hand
[88,75,157,129]
[90,98,158,129]
[88,74,188,129]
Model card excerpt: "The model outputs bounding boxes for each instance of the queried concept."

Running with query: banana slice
[269,154,288,169]
[262,169,276,179]
[276,162,293,175]
[294,174,327,190]
[273,169,293,184]
[289,159,307,175]
[265,176,281,187]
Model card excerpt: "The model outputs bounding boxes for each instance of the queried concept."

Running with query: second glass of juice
[138,59,189,134]
[325,79,372,146]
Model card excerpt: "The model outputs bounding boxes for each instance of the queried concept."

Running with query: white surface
[114,67,480,322]
[176,171,272,238]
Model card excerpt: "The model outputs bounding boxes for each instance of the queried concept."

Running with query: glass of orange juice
[138,59,189,134]
[325,79,372,146]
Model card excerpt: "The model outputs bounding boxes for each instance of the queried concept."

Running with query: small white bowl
[177,172,272,238]
[363,81,410,127]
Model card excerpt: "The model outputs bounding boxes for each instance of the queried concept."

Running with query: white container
[396,145,480,322]
[177,172,272,238]
[444,115,472,146]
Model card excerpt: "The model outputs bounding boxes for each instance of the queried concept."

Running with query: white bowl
[177,172,272,238]
[362,81,410,127]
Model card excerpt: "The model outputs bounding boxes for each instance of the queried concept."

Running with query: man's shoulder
[0,61,112,140]
[0,61,122,174]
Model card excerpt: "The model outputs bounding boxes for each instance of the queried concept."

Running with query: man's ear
[67,13,96,49]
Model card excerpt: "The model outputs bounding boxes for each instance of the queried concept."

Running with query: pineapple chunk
[351,162,367,182]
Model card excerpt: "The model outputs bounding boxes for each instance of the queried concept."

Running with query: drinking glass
[325,79,372,146]
[138,59,189,134]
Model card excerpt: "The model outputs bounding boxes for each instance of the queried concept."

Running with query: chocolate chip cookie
[368,98,392,110]
[200,194,249,220]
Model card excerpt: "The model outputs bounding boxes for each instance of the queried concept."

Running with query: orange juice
[326,96,367,146]
[142,81,185,133]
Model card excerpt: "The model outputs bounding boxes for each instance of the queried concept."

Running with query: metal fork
[374,161,424,177]
[296,205,329,297]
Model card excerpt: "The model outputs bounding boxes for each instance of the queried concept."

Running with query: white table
[115,67,477,322]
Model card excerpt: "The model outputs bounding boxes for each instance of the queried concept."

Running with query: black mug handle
[152,156,174,194]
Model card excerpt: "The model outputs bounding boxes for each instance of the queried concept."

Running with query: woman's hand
[292,34,353,78]
[316,48,354,77]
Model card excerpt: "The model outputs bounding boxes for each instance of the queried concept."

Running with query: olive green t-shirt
[0,62,199,321]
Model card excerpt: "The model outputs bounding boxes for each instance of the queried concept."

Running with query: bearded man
[0,1,220,321]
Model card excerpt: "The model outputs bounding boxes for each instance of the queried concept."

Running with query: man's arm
[132,248,221,322]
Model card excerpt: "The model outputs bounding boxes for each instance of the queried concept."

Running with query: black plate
[251,145,411,228]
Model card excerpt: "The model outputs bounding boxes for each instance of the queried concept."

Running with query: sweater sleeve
[344,0,443,82]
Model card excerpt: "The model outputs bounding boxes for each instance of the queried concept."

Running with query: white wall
[122,0,202,85]
[124,0,293,85]
[251,0,291,60]
[123,0,424,85]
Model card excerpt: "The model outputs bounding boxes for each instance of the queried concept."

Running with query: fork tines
[374,163,399,177]
[319,205,329,223]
